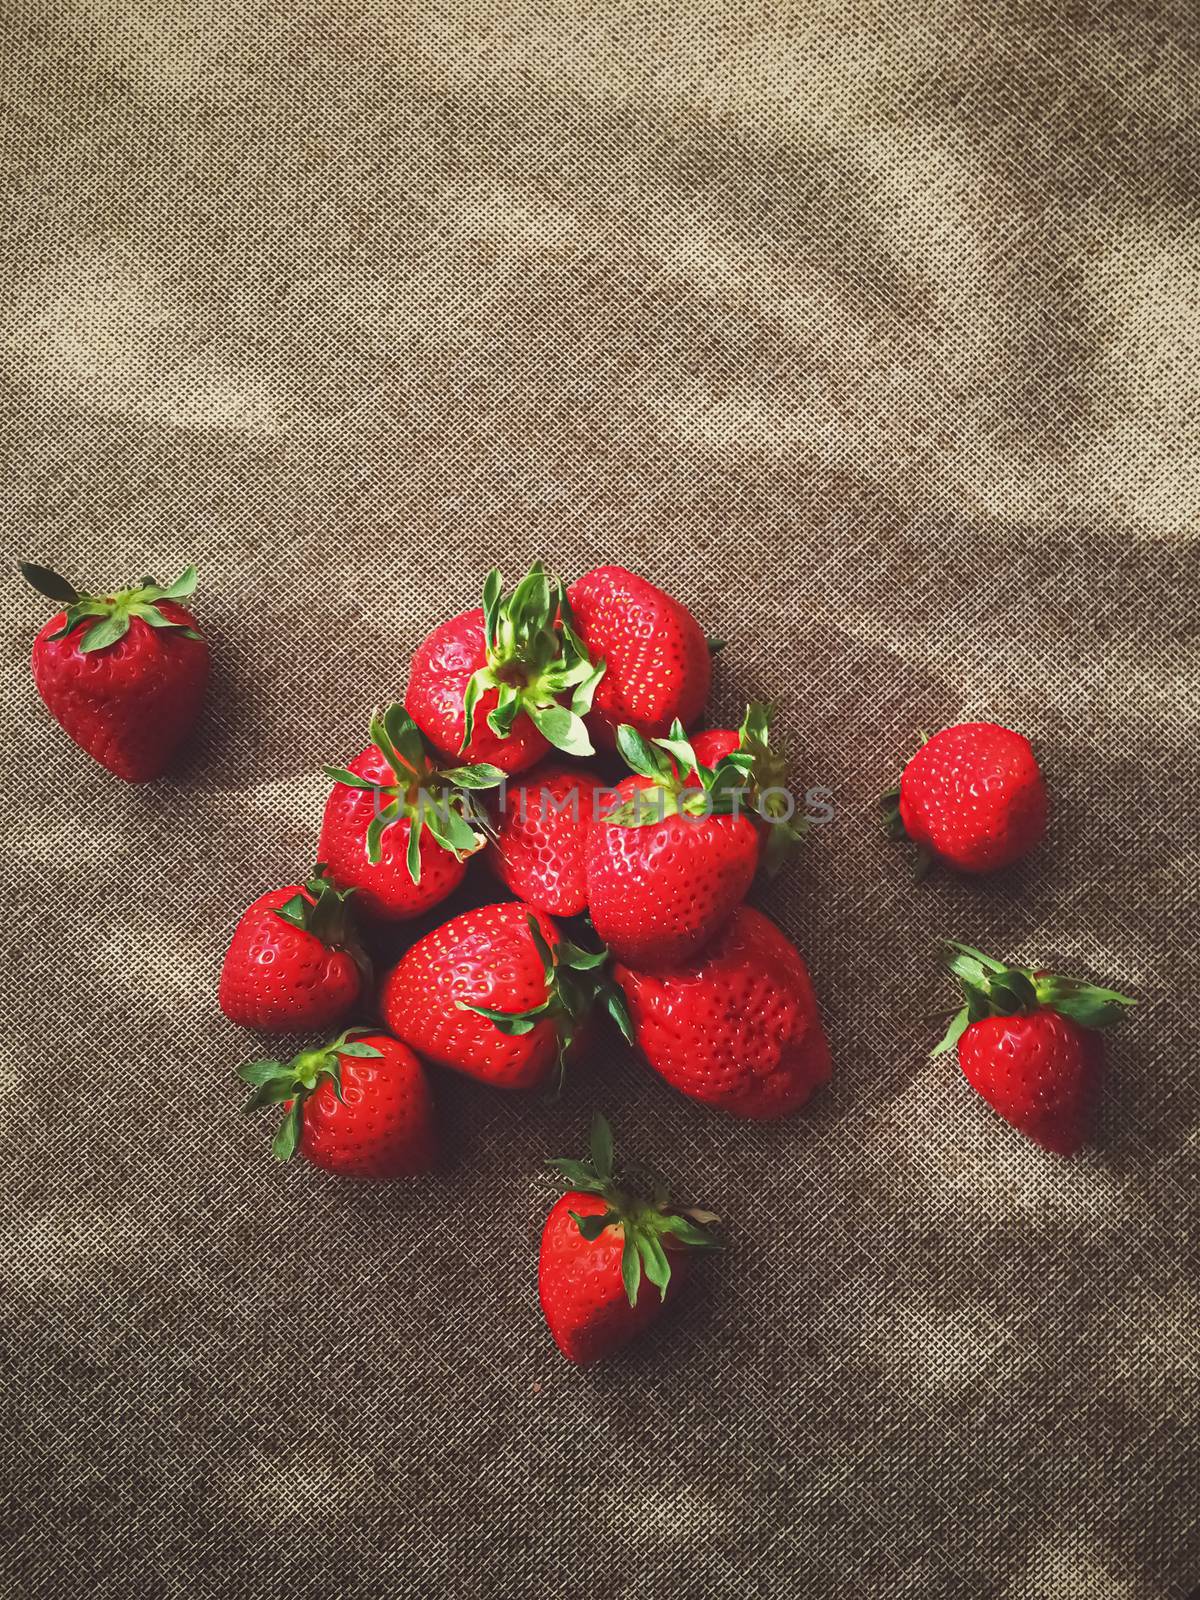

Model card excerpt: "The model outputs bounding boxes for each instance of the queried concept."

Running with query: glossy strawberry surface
[898,722,1047,873]
[488,763,606,917]
[957,1008,1096,1155]
[296,1035,437,1180]
[380,903,564,1089]
[319,745,468,919]
[567,566,710,748]
[585,773,759,967]
[219,884,361,1031]
[406,607,549,773]
[31,602,209,781]
[538,1191,686,1366]
[615,905,831,1119]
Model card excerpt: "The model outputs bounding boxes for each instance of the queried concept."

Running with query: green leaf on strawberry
[547,1113,719,1307]
[21,562,203,652]
[323,703,504,879]
[459,561,606,759]
[932,940,1136,1058]
[238,1027,381,1162]
[456,914,629,1093]
[605,707,800,860]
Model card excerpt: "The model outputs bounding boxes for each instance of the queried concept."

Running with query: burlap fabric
[3,4,1199,1597]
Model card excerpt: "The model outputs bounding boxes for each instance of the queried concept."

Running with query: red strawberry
[539,1113,717,1365]
[884,722,1047,874]
[566,565,711,749]
[219,865,369,1032]
[21,561,208,782]
[934,942,1136,1154]
[615,905,832,1119]
[320,703,504,920]
[238,1029,436,1180]
[584,722,759,967]
[380,903,628,1091]
[487,762,607,917]
[406,562,604,773]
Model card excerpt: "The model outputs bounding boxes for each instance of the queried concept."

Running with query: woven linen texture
[1,3,1198,1597]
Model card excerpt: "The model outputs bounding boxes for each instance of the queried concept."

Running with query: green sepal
[546,1111,719,1307]
[932,940,1136,1057]
[457,562,605,759]
[325,704,501,878]
[605,707,800,857]
[23,562,202,652]
[19,562,79,603]
[237,1028,380,1163]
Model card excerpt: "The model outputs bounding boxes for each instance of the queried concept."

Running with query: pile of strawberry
[21,558,1136,1367]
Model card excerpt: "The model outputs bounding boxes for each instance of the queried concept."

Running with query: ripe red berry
[319,703,504,920]
[615,906,831,1119]
[566,565,711,749]
[219,867,368,1032]
[487,762,607,917]
[886,722,1047,874]
[22,561,209,782]
[585,722,759,967]
[934,942,1136,1153]
[406,562,604,772]
[238,1030,436,1180]
[539,1114,717,1365]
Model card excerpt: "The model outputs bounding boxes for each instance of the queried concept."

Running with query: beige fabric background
[2,4,1199,1597]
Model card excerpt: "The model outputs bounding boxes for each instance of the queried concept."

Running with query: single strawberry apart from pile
[539,1114,718,1366]
[219,865,370,1031]
[584,720,761,968]
[616,905,831,1120]
[405,561,605,773]
[21,560,209,781]
[380,903,631,1093]
[487,762,608,917]
[320,702,505,920]
[238,1029,436,1181]
[884,721,1048,874]
[566,565,711,750]
[933,942,1136,1154]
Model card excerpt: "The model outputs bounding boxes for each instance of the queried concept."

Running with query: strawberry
[20,561,209,782]
[566,565,711,749]
[380,903,630,1091]
[219,865,369,1032]
[883,722,1048,874]
[320,703,504,920]
[487,762,607,917]
[539,1113,717,1366]
[614,905,832,1119]
[690,702,806,877]
[933,942,1136,1154]
[405,562,604,773]
[238,1029,436,1180]
[584,722,760,967]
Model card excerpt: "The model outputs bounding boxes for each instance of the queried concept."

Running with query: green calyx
[461,562,605,759]
[238,1027,381,1162]
[730,702,806,875]
[273,864,372,986]
[932,941,1137,1059]
[546,1113,720,1307]
[605,711,796,855]
[458,914,633,1094]
[605,719,748,825]
[21,561,201,653]
[324,703,506,880]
